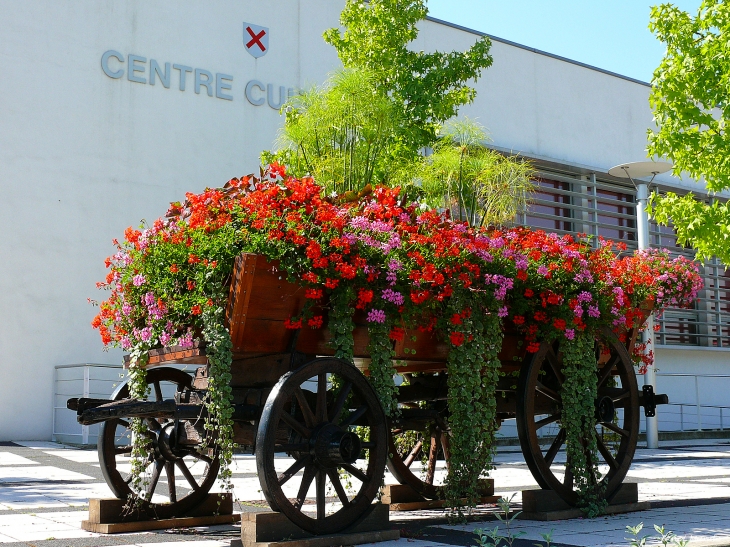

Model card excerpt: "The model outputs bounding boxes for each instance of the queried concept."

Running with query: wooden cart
[70,253,665,534]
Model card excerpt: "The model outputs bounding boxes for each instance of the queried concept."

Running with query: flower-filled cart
[70,167,702,533]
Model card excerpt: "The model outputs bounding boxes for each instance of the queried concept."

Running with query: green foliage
[268,68,406,194]
[649,191,730,264]
[626,523,688,547]
[366,320,399,416]
[411,119,534,227]
[560,332,606,517]
[445,297,502,517]
[201,304,235,495]
[648,1,730,265]
[648,1,730,193]
[473,494,527,547]
[323,0,493,153]
[328,286,356,364]
[126,350,150,505]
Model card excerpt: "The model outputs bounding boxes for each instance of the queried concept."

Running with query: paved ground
[0,439,729,546]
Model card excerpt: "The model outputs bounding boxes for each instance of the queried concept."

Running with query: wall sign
[243,23,269,59]
[100,50,293,110]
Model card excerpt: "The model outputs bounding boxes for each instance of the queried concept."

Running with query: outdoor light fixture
[608,160,673,188]
[608,159,673,450]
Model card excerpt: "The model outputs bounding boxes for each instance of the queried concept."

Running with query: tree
[267,0,533,226]
[648,1,730,264]
[410,119,533,227]
[265,68,405,194]
[323,0,493,154]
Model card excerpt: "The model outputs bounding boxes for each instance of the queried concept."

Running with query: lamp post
[608,161,673,450]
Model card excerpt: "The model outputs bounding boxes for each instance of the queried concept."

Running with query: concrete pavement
[0,439,728,546]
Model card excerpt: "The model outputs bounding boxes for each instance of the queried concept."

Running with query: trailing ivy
[444,296,503,519]
[560,332,607,517]
[201,303,235,498]
[328,286,356,364]
[366,320,399,417]
[125,348,150,509]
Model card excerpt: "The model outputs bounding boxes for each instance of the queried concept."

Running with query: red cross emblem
[243,22,269,59]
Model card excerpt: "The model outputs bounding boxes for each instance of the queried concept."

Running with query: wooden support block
[87,493,233,524]
[387,496,499,512]
[234,504,398,547]
[519,484,650,521]
[82,513,240,534]
[382,479,495,510]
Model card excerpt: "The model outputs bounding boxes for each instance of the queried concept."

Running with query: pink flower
[565,328,575,340]
[132,274,145,286]
[381,289,404,306]
[367,309,386,323]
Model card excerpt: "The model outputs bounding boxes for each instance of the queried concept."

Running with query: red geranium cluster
[92,165,702,369]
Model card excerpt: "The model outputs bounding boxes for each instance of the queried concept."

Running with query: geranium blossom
[91,167,702,373]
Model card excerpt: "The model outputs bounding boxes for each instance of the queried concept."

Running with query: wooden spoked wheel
[256,358,388,535]
[387,401,450,500]
[516,328,639,506]
[98,367,220,519]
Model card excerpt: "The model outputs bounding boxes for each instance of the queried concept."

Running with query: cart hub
[312,424,361,467]
[158,423,186,461]
[594,396,615,423]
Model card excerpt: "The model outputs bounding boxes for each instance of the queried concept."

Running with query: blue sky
[426,1,702,83]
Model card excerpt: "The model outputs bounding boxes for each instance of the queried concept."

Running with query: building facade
[1,1,727,441]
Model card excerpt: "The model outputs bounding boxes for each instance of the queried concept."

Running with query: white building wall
[0,1,723,440]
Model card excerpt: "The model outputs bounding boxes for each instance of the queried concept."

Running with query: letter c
[101,50,124,79]
[245,80,265,106]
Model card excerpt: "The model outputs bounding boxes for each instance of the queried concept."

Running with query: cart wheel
[516,327,639,506]
[387,398,450,500]
[98,367,220,519]
[256,358,388,535]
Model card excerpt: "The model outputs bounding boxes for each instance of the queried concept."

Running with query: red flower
[325,278,340,289]
[284,316,302,329]
[302,272,319,284]
[305,288,323,300]
[512,315,525,325]
[124,227,141,245]
[449,331,465,346]
[187,280,196,291]
[389,327,405,342]
[450,313,463,326]
[307,315,323,329]
[305,241,322,260]
[553,318,567,330]
[169,264,179,273]
[526,341,541,353]
[336,263,357,280]
[534,311,548,322]
[191,305,202,315]
[516,270,528,281]
[269,161,286,178]
[524,289,534,298]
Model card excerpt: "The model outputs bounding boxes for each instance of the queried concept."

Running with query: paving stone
[0,453,39,466]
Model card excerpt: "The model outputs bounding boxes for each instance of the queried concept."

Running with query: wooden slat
[226,253,257,352]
